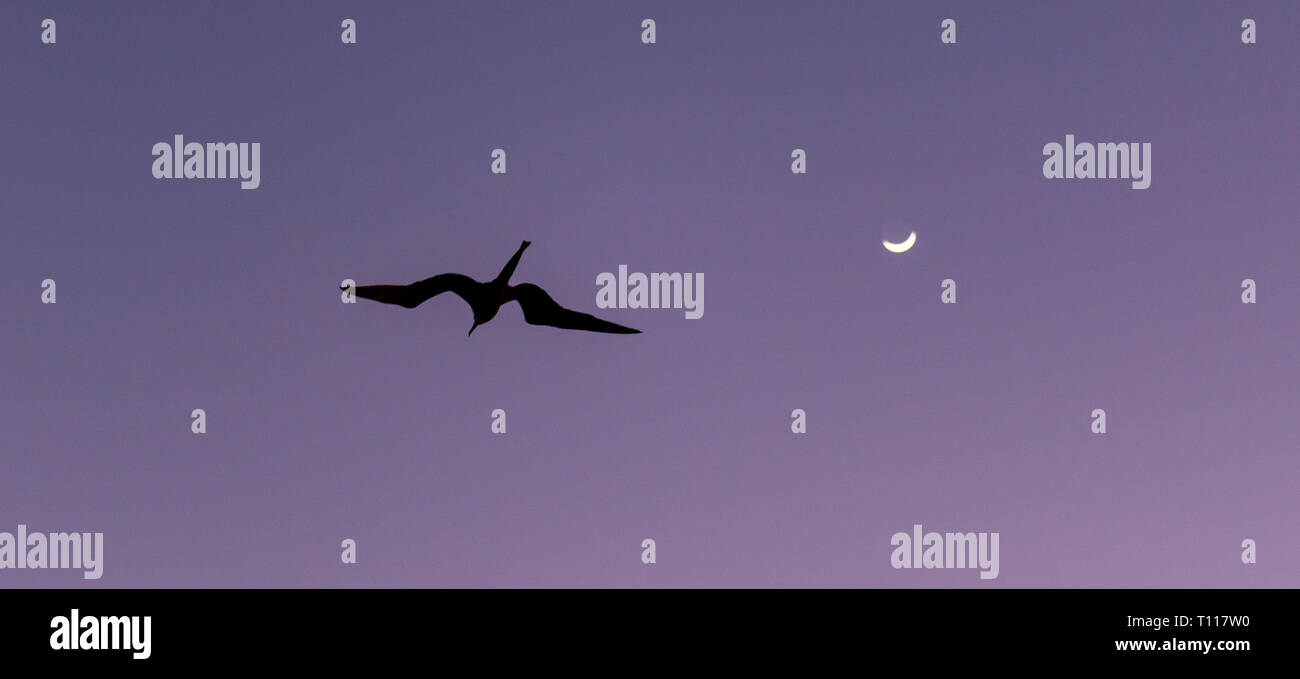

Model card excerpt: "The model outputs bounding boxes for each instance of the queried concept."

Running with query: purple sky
[2,1,1297,588]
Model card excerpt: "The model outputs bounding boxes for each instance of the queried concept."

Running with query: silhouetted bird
[344,241,641,336]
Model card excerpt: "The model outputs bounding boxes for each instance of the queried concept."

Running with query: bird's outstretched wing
[345,273,481,309]
[508,283,641,334]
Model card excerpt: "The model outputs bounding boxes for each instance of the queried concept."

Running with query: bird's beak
[468,323,478,337]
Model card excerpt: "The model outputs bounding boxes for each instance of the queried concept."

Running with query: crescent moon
[882,231,916,253]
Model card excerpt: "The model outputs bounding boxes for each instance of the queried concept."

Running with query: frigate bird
[344,241,641,336]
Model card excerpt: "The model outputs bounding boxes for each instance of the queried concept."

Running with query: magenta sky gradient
[2,1,1297,588]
